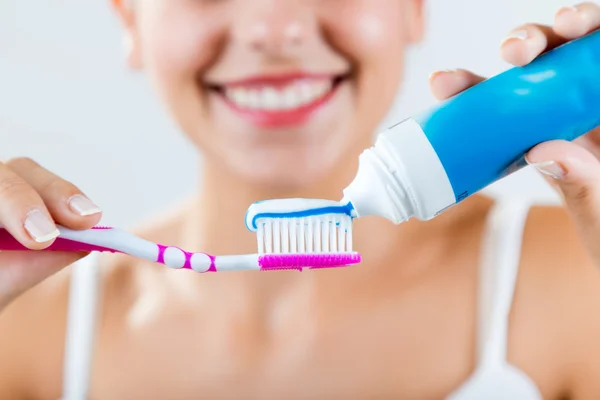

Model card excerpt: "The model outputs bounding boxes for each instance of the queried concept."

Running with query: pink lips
[216,73,340,128]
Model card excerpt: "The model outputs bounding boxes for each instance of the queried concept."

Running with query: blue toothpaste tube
[340,30,600,223]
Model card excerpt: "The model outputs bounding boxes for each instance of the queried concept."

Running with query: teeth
[299,82,313,103]
[262,88,280,110]
[224,79,334,112]
[232,89,249,108]
[282,86,299,109]
[247,90,260,109]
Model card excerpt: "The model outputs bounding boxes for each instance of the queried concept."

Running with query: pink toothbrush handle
[0,227,119,253]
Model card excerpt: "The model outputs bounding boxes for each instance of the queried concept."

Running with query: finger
[428,69,486,101]
[554,2,600,40]
[526,141,600,257]
[500,24,567,67]
[574,128,600,160]
[6,157,102,230]
[0,251,83,308]
[0,162,59,249]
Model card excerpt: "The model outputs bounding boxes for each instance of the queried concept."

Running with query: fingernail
[557,5,578,16]
[428,69,457,80]
[68,194,102,216]
[24,209,60,243]
[530,161,567,180]
[502,29,528,45]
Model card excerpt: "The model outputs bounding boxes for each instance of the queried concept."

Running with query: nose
[234,0,316,56]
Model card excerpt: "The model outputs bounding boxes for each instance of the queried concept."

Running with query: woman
[1,0,600,398]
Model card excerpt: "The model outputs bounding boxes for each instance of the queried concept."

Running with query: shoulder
[517,204,600,398]
[519,204,599,307]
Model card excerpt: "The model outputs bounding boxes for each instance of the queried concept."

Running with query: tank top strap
[61,252,102,400]
[476,200,532,366]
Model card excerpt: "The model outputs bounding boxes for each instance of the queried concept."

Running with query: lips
[224,79,333,111]
[208,73,347,128]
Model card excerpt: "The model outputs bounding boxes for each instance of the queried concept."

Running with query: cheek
[138,5,224,87]
[329,1,407,63]
[325,2,407,126]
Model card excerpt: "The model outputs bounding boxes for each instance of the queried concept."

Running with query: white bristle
[329,218,336,251]
[265,221,273,254]
[307,219,313,252]
[337,219,345,251]
[321,218,328,252]
[253,213,353,255]
[299,219,305,252]
[282,220,289,253]
[347,222,353,251]
[315,218,322,252]
[257,223,265,254]
[273,219,281,253]
[289,219,296,253]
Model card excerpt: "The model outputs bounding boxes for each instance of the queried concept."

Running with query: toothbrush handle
[0,227,120,253]
[0,226,222,272]
[0,227,323,273]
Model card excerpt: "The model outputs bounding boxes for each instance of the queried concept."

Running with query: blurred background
[0,0,568,227]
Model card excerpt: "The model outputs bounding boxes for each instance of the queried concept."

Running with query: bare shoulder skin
[513,205,600,399]
[0,262,71,399]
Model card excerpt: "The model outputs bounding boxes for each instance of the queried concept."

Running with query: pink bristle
[258,253,361,271]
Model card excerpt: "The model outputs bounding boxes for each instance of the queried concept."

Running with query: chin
[223,145,345,194]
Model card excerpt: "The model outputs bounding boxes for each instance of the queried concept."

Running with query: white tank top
[59,200,541,399]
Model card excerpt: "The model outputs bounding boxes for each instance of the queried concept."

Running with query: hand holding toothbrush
[429,2,600,264]
[0,158,361,312]
[0,157,102,311]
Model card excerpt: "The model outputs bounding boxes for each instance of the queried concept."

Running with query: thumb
[526,140,600,258]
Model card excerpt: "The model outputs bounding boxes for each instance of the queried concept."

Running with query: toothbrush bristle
[255,214,353,255]
[258,252,361,271]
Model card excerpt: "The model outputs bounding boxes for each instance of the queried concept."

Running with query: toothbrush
[0,225,361,272]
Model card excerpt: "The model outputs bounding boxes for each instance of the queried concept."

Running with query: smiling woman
[120,0,421,187]
[1,1,600,399]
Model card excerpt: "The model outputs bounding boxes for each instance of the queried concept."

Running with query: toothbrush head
[258,252,361,272]
[246,198,355,254]
[245,198,360,270]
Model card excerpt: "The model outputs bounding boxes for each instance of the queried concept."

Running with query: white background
[0,0,574,227]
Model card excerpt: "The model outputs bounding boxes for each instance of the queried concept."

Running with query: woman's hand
[429,2,600,262]
[0,157,101,311]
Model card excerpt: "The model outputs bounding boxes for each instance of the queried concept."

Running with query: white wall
[0,0,572,227]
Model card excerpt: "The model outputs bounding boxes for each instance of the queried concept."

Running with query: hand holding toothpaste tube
[429,2,600,264]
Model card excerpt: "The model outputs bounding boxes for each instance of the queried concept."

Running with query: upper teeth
[224,80,333,111]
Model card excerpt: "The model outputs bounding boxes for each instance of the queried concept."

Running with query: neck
[194,155,360,256]
[176,147,492,296]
